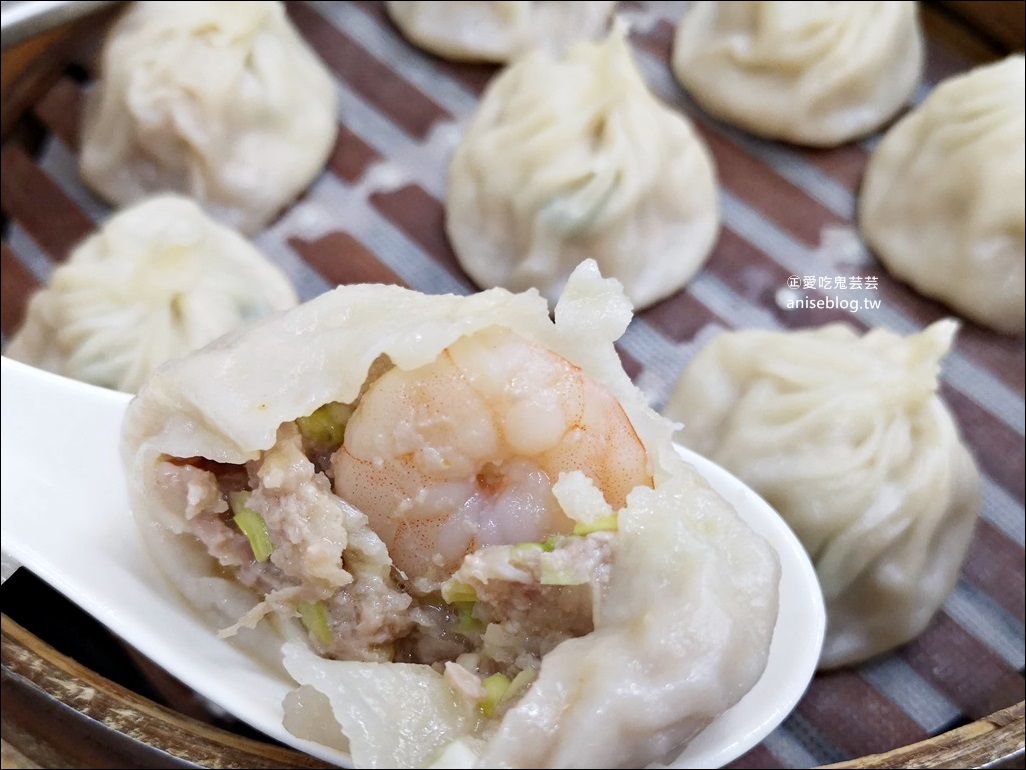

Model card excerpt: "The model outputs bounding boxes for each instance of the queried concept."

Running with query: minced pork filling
[154,394,617,711]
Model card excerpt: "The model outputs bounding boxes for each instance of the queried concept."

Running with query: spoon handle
[1,1,122,50]
[0,356,131,582]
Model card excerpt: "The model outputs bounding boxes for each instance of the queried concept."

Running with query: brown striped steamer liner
[0,1,1022,768]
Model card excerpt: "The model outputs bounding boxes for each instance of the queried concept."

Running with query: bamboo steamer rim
[2,615,1023,769]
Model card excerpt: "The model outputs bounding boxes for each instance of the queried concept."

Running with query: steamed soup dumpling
[79,1,338,235]
[5,195,298,393]
[664,320,980,669]
[120,261,779,768]
[447,24,719,311]
[386,1,616,62]
[860,55,1026,335]
[671,1,923,146]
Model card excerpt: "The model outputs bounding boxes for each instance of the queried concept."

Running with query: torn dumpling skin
[121,260,780,769]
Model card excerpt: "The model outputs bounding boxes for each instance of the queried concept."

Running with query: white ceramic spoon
[0,354,825,769]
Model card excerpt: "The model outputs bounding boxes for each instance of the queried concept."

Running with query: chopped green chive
[441,580,477,603]
[511,541,545,553]
[480,673,511,716]
[572,513,618,536]
[229,492,273,562]
[296,402,351,448]
[500,668,537,704]
[454,601,483,635]
[539,563,587,586]
[298,600,332,645]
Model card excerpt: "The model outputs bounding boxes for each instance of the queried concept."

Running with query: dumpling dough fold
[860,55,1026,335]
[121,261,779,768]
[664,320,981,668]
[6,194,297,393]
[79,1,338,234]
[672,1,923,146]
[447,24,719,310]
[386,1,616,62]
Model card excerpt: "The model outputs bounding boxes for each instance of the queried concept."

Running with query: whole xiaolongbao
[859,56,1025,335]
[663,320,981,668]
[5,195,298,393]
[386,1,616,62]
[79,1,338,235]
[447,24,719,310]
[671,1,923,146]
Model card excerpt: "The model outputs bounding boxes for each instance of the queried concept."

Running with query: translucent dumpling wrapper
[446,23,719,311]
[664,320,981,669]
[5,195,298,393]
[121,260,780,768]
[859,55,1026,335]
[79,1,338,235]
[385,1,616,62]
[671,1,923,147]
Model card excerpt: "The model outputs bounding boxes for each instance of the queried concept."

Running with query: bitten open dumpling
[79,1,338,235]
[386,1,616,62]
[447,24,719,311]
[5,195,297,393]
[860,56,1025,335]
[121,261,779,768]
[671,1,923,146]
[664,320,981,669]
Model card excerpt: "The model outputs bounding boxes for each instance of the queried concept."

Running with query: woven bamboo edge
[819,700,1024,769]
[3,613,1023,769]
[1,614,333,769]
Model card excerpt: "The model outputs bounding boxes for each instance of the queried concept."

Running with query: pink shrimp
[332,326,651,585]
